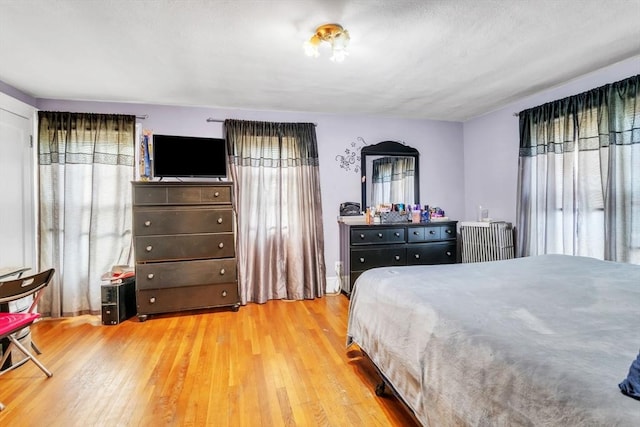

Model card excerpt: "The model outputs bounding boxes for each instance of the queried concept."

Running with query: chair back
[0,269,55,305]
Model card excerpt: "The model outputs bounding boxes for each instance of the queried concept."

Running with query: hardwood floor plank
[0,294,420,426]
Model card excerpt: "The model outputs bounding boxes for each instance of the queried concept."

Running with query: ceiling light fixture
[304,23,350,63]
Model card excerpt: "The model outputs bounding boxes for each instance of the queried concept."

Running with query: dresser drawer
[137,283,239,315]
[168,185,232,204]
[351,247,406,271]
[135,232,235,261]
[439,223,457,240]
[136,258,237,290]
[408,226,441,242]
[407,224,457,242]
[133,184,233,205]
[133,207,233,235]
[407,242,457,265]
[350,227,406,245]
[134,186,169,205]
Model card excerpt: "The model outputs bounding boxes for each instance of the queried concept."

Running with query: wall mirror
[361,141,420,210]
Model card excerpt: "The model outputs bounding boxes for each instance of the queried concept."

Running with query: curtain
[225,119,326,304]
[517,75,639,263]
[370,156,415,206]
[38,112,135,317]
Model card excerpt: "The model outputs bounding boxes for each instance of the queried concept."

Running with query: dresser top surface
[339,220,457,228]
[132,180,232,187]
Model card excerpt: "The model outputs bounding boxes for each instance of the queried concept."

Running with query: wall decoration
[336,136,366,173]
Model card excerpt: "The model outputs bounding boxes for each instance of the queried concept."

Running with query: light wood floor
[0,294,420,426]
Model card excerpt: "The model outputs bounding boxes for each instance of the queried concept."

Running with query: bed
[346,254,640,426]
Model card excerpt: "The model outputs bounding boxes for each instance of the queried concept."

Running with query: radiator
[460,221,514,263]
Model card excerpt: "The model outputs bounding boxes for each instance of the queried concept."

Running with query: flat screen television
[152,134,228,179]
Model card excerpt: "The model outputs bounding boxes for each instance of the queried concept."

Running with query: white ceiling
[1,0,639,121]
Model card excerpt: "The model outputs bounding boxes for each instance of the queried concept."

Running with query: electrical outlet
[335,261,343,274]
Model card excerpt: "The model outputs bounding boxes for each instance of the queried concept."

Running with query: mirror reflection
[361,141,420,210]
[367,156,416,206]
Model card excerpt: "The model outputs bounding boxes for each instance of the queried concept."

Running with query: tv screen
[152,134,228,178]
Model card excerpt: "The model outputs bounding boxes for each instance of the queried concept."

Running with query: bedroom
[0,0,639,425]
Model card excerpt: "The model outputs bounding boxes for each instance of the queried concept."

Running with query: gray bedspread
[346,255,640,426]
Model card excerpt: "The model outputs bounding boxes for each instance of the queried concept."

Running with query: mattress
[346,254,640,426]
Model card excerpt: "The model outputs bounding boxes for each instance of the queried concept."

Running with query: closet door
[0,94,35,270]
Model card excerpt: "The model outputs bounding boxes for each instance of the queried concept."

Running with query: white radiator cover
[460,221,514,263]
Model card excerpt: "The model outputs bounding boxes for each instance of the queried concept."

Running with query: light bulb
[330,48,348,63]
[332,30,350,50]
[303,35,321,58]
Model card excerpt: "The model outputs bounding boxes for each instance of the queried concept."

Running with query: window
[517,75,639,264]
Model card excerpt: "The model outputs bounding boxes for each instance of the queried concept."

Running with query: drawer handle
[214,191,220,197]
[394,232,400,237]
[413,231,419,235]
[144,220,152,227]
[394,255,400,261]
[220,268,225,275]
[221,290,228,297]
[446,251,452,256]
[149,297,156,304]
[145,245,153,252]
[429,230,436,235]
[359,257,365,263]
[217,217,223,224]
[147,273,154,279]
[359,234,365,239]
[377,233,383,238]
[218,242,224,249]
[446,229,452,234]
[414,254,420,259]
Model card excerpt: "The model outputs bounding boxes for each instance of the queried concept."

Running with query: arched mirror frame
[360,140,420,211]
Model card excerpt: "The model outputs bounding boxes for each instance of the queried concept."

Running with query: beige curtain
[225,119,326,304]
[38,112,135,317]
[517,75,639,263]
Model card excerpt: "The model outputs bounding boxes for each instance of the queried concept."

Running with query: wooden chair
[0,268,55,411]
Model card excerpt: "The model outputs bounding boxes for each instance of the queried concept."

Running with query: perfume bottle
[421,205,430,222]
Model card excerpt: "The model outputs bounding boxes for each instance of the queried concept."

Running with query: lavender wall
[0,79,36,107]
[36,99,464,287]
[462,55,640,225]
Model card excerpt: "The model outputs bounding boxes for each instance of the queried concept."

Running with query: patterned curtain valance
[38,111,135,166]
[518,74,639,157]
[224,119,319,167]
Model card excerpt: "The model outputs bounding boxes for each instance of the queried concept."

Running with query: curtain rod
[206,117,317,126]
[135,115,318,126]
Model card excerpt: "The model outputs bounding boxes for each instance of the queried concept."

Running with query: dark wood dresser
[338,220,458,296]
[132,182,240,321]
